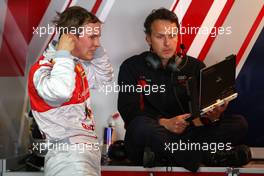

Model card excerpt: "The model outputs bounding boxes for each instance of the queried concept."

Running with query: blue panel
[226,27,264,146]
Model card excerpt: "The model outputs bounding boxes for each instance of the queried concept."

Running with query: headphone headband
[145,52,187,72]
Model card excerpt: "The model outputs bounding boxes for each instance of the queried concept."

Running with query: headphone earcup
[166,55,181,72]
[146,52,184,72]
[145,52,162,70]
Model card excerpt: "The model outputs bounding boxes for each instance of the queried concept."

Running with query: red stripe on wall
[28,0,51,44]
[236,5,264,65]
[171,0,180,12]
[66,0,73,9]
[198,0,235,61]
[91,0,103,15]
[180,0,214,53]
[0,0,51,76]
[7,0,51,44]
[0,38,24,76]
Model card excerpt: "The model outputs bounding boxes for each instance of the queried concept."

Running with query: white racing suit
[28,42,113,176]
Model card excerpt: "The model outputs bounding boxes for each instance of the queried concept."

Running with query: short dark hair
[53,6,101,36]
[144,8,179,35]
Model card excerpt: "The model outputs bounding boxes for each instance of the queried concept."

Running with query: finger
[215,102,228,112]
[176,123,185,128]
[176,122,189,129]
[177,114,191,121]
[182,113,191,120]
[181,121,189,127]
[175,121,187,126]
[213,105,226,115]
[65,33,75,38]
[70,34,78,42]
[209,106,222,114]
[223,101,229,107]
[211,104,221,112]
[205,110,214,116]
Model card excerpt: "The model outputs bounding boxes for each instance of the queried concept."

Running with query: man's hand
[203,101,228,122]
[159,114,190,134]
[57,34,76,52]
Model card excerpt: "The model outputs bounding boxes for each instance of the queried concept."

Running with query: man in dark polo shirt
[117,8,251,172]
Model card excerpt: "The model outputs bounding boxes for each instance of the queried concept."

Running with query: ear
[145,34,152,46]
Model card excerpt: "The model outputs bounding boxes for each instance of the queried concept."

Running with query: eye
[169,34,177,39]
[90,35,101,40]
[90,35,97,39]
[156,35,163,39]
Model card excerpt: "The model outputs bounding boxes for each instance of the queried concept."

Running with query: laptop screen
[199,55,236,110]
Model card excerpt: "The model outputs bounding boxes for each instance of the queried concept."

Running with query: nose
[94,37,101,47]
[164,36,170,46]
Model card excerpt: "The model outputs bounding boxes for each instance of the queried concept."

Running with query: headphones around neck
[145,44,187,73]
[145,52,188,72]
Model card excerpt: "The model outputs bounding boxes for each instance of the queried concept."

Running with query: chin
[161,54,174,59]
[157,51,173,58]
[81,54,94,61]
[84,57,93,61]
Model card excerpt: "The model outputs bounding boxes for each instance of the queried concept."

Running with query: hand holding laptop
[202,101,229,122]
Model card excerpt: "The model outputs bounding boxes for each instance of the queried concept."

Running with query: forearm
[33,50,76,107]
[89,47,114,88]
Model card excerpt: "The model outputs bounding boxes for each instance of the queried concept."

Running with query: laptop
[199,54,238,115]
[187,54,238,119]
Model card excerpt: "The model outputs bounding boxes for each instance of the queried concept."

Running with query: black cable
[171,73,185,114]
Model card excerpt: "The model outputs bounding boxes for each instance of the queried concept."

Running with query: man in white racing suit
[28,6,113,176]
